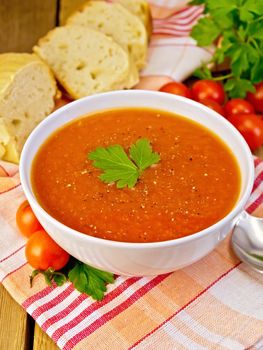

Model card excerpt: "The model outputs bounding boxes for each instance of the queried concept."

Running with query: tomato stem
[213,73,233,81]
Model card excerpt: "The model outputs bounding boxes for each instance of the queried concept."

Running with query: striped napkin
[1,1,263,349]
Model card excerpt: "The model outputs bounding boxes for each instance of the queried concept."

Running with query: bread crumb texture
[33,25,139,99]
[0,53,57,163]
[66,1,147,69]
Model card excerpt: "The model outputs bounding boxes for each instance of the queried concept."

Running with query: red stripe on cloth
[0,183,21,195]
[0,262,27,283]
[129,262,241,349]
[42,293,87,332]
[153,30,191,37]
[254,158,262,167]
[153,9,202,27]
[0,164,9,177]
[252,171,263,192]
[153,25,191,33]
[31,284,75,319]
[51,276,141,340]
[42,277,140,332]
[62,274,170,350]
[246,192,263,214]
[163,6,202,20]
[22,284,59,309]
[0,244,25,263]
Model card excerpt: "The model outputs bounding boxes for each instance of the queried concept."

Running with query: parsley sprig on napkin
[31,258,115,301]
[190,0,263,97]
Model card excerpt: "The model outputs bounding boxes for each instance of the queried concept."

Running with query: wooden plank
[0,0,57,53]
[33,323,59,350]
[59,0,87,24]
[254,146,263,159]
[0,284,31,350]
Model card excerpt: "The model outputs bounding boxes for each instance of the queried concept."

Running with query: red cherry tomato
[199,98,225,116]
[247,82,263,113]
[25,230,70,270]
[192,80,225,105]
[225,98,255,117]
[227,114,263,151]
[159,82,192,99]
[16,200,43,238]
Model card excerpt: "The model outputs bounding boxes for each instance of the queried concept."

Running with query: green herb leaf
[88,138,160,189]
[68,261,115,301]
[225,78,255,98]
[190,0,263,97]
[193,66,213,80]
[239,0,263,19]
[191,17,221,46]
[248,21,263,40]
[189,0,206,5]
[251,57,263,83]
[88,144,139,188]
[130,138,160,172]
[53,273,67,286]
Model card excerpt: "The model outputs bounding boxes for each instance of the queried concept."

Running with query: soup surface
[32,108,241,243]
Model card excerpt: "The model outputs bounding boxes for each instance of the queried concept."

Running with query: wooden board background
[0,0,87,53]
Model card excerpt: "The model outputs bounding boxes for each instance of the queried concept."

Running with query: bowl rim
[20,90,255,249]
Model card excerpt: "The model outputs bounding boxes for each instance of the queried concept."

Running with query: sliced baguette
[112,0,152,38]
[60,0,152,38]
[0,53,57,163]
[66,1,147,69]
[33,25,138,99]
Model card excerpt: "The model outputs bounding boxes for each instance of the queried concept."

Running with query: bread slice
[60,0,152,38]
[112,0,152,38]
[33,25,138,99]
[66,1,147,69]
[0,53,57,163]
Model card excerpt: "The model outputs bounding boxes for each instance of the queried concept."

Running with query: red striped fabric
[62,274,170,350]
[128,262,241,349]
[152,6,203,36]
[41,277,141,332]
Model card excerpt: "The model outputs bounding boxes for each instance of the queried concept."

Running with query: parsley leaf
[224,78,255,98]
[130,138,160,171]
[191,17,220,46]
[89,144,139,188]
[29,258,115,301]
[88,138,160,188]
[68,261,114,301]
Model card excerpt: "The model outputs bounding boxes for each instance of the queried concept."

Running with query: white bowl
[20,90,254,276]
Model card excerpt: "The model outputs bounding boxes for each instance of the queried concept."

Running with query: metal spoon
[231,211,263,273]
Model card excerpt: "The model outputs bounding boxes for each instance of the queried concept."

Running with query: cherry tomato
[192,80,225,105]
[247,82,263,113]
[199,98,225,116]
[227,114,263,151]
[16,200,43,238]
[25,230,70,270]
[159,82,192,99]
[225,98,255,117]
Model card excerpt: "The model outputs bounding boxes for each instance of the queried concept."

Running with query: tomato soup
[32,108,241,243]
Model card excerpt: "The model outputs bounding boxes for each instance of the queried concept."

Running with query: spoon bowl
[232,211,263,273]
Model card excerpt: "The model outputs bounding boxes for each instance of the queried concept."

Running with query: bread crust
[0,53,57,163]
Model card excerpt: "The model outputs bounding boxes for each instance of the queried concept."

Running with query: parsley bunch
[190,0,263,97]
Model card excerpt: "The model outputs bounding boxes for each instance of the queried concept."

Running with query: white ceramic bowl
[20,90,254,276]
